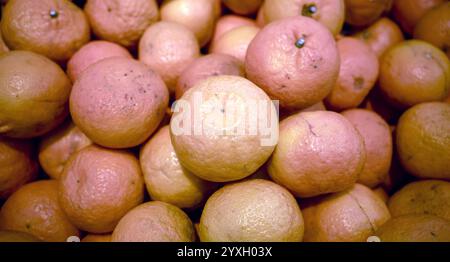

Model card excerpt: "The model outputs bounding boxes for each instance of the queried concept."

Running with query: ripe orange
[245,16,340,110]
[38,121,92,179]
[0,51,71,138]
[344,0,392,27]
[59,145,144,233]
[112,201,195,242]
[84,0,159,48]
[211,15,257,46]
[199,179,304,242]
[70,57,169,148]
[1,0,90,62]
[0,180,80,242]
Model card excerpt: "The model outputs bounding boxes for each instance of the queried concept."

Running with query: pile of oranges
[0,0,449,242]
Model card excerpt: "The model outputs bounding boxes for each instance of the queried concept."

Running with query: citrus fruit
[379,40,450,108]
[302,184,391,242]
[84,0,159,48]
[375,214,450,242]
[0,51,71,138]
[211,15,257,45]
[170,75,277,182]
[396,102,450,179]
[222,0,263,15]
[268,111,365,197]
[388,180,450,221]
[38,121,92,180]
[414,2,450,54]
[59,145,144,233]
[0,180,80,242]
[161,0,216,47]
[175,53,244,99]
[262,0,345,36]
[325,37,379,111]
[140,126,216,209]
[139,21,200,94]
[67,40,132,82]
[1,0,90,62]
[0,137,37,199]
[392,0,445,34]
[199,179,304,242]
[70,57,169,149]
[245,16,340,110]
[344,0,392,27]
[342,109,392,188]
[211,25,260,64]
[112,201,195,242]
[355,17,404,58]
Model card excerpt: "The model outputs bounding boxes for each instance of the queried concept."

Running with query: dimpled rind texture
[245,16,340,110]
[396,102,450,179]
[302,184,391,242]
[0,51,71,138]
[70,57,169,149]
[1,0,90,62]
[199,179,304,242]
[170,75,277,182]
[85,0,159,48]
[112,201,195,242]
[268,111,365,197]
[59,146,144,233]
[0,180,80,242]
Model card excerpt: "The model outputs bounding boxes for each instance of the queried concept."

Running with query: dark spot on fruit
[107,7,112,12]
[280,84,287,89]
[124,73,128,77]
[212,72,219,76]
[49,9,58,18]
[430,232,436,237]
[220,108,225,113]
[313,65,318,69]
[26,223,31,229]
[295,36,306,49]
[301,4,317,17]
[285,74,291,80]
[76,179,80,184]
[353,77,365,90]
[431,184,439,191]
[138,87,146,94]
[154,94,158,99]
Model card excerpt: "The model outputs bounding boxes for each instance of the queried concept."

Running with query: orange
[210,25,260,64]
[223,0,263,15]
[81,234,112,242]
[70,57,169,149]
[170,75,277,182]
[211,15,257,46]
[355,17,404,58]
[379,40,450,108]
[84,0,159,48]
[67,40,132,82]
[325,37,379,111]
[199,179,304,242]
[0,180,80,242]
[302,184,391,242]
[175,54,244,99]
[0,137,37,199]
[268,111,365,198]
[1,0,90,62]
[140,126,216,209]
[38,121,92,180]
[245,16,340,110]
[396,102,450,179]
[59,145,144,233]
[392,0,445,34]
[139,21,200,94]
[0,230,41,242]
[262,0,345,36]
[375,214,450,242]
[344,0,392,27]
[112,201,195,242]
[388,180,450,221]
[0,51,71,138]
[161,0,216,47]
[342,109,392,188]
[414,2,450,54]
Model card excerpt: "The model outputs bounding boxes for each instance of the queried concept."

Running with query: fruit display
[0,0,449,244]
